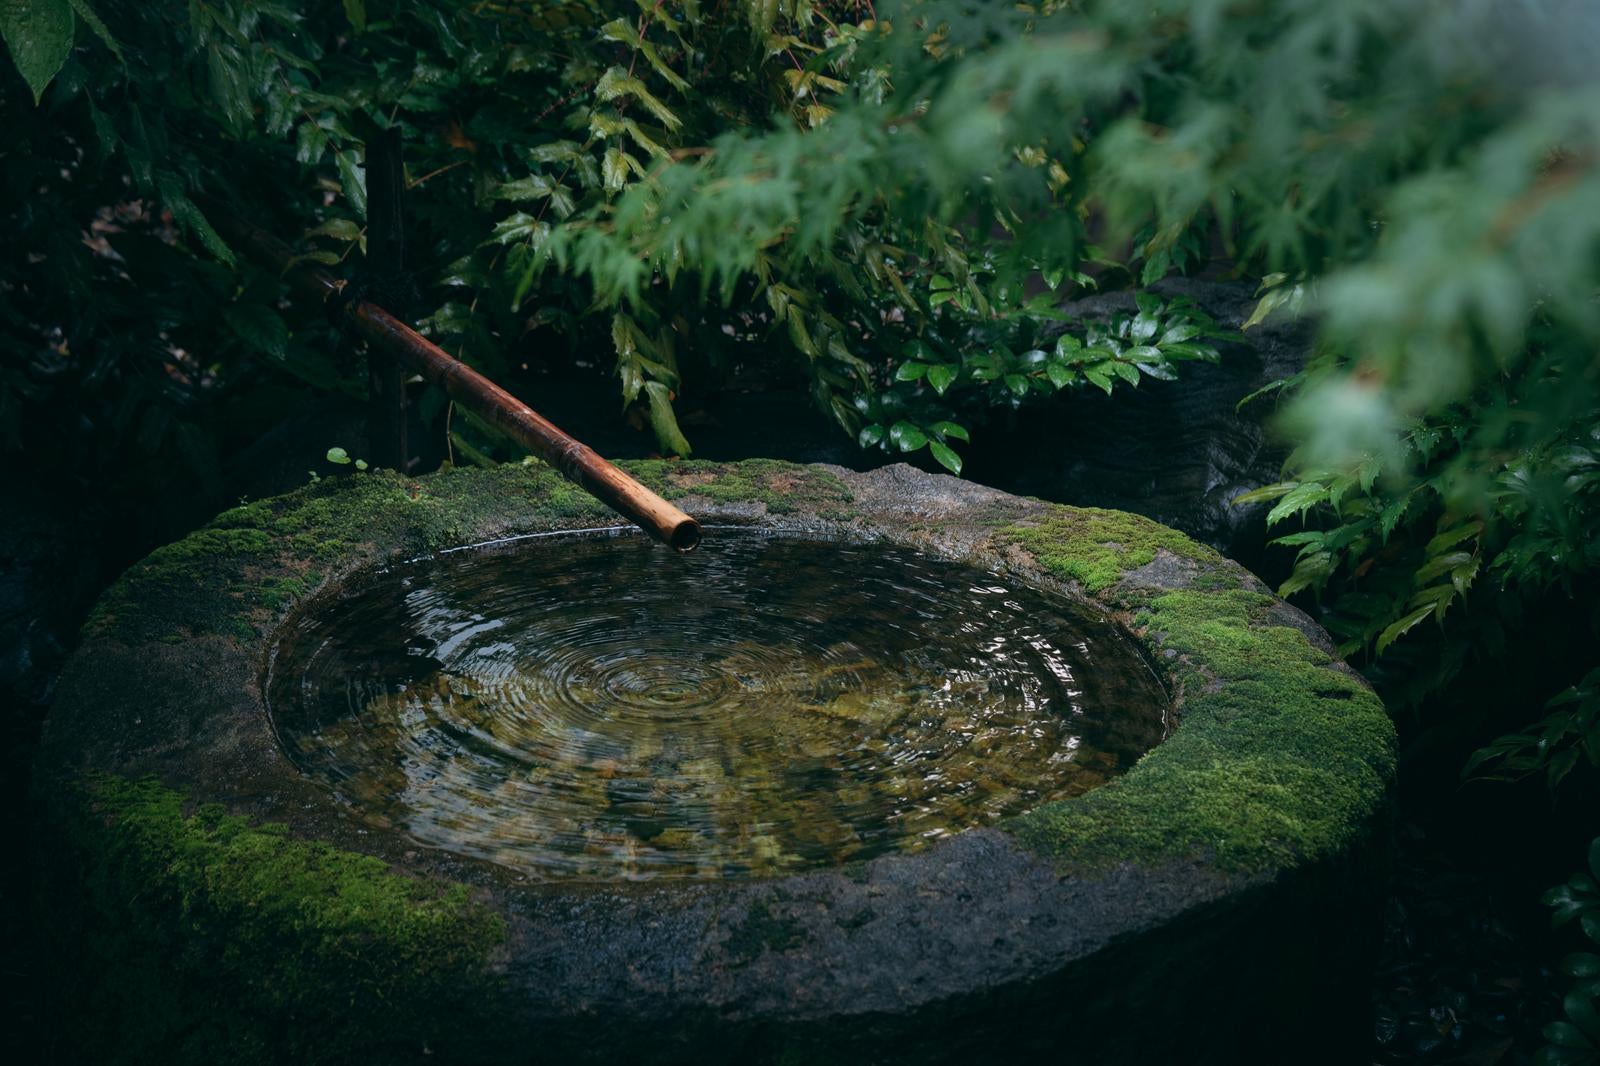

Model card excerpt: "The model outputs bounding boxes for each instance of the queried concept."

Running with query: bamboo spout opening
[669,519,703,553]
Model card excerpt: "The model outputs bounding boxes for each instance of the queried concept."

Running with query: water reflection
[268,531,1167,880]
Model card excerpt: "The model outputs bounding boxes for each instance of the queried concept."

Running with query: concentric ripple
[267,530,1169,880]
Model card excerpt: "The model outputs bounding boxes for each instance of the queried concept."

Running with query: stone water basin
[36,460,1396,1064]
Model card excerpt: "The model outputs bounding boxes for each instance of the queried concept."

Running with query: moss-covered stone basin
[35,460,1396,1065]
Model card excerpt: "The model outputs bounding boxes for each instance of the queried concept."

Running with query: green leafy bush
[13,1,1591,475]
[855,291,1221,474]
[1469,669,1600,791]
[1539,839,1600,1065]
[1237,301,1600,702]
[2,1,1175,468]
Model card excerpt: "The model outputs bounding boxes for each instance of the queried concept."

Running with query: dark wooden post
[364,126,409,472]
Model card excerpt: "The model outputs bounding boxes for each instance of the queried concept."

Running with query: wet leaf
[929,439,962,475]
[1376,604,1436,655]
[0,0,74,104]
[889,420,927,452]
[643,380,692,456]
[337,149,367,219]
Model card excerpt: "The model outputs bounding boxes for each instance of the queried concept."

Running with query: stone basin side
[33,460,1396,1065]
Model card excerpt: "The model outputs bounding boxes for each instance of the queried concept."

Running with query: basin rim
[36,459,1396,1034]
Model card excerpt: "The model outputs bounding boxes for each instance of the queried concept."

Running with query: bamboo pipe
[214,211,702,552]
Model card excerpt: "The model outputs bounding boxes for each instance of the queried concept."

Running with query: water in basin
[267,530,1168,880]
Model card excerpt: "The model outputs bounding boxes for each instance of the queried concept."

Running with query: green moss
[1002,505,1223,593]
[211,498,276,530]
[157,526,275,559]
[426,463,613,530]
[43,774,507,1064]
[1009,587,1395,872]
[84,467,613,644]
[249,576,307,610]
[1191,570,1241,591]
[626,458,854,517]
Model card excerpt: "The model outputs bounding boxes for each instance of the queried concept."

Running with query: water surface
[268,530,1167,880]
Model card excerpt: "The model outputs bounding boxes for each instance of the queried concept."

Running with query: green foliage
[1237,281,1599,777]
[4,0,1585,471]
[0,1,367,488]
[325,445,368,471]
[0,0,77,103]
[1152,1,1600,785]
[3,0,1596,451]
[0,0,1287,474]
[1241,303,1599,667]
[855,292,1221,474]
[1468,669,1600,791]
[1538,839,1600,1066]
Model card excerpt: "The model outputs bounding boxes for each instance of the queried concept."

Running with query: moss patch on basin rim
[38,774,508,1065]
[1007,585,1394,870]
[975,501,1395,873]
[36,459,1396,1064]
[1002,505,1229,594]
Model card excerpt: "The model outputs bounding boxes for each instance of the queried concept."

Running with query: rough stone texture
[34,460,1395,1064]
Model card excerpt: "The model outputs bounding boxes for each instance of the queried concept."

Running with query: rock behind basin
[33,460,1396,1065]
